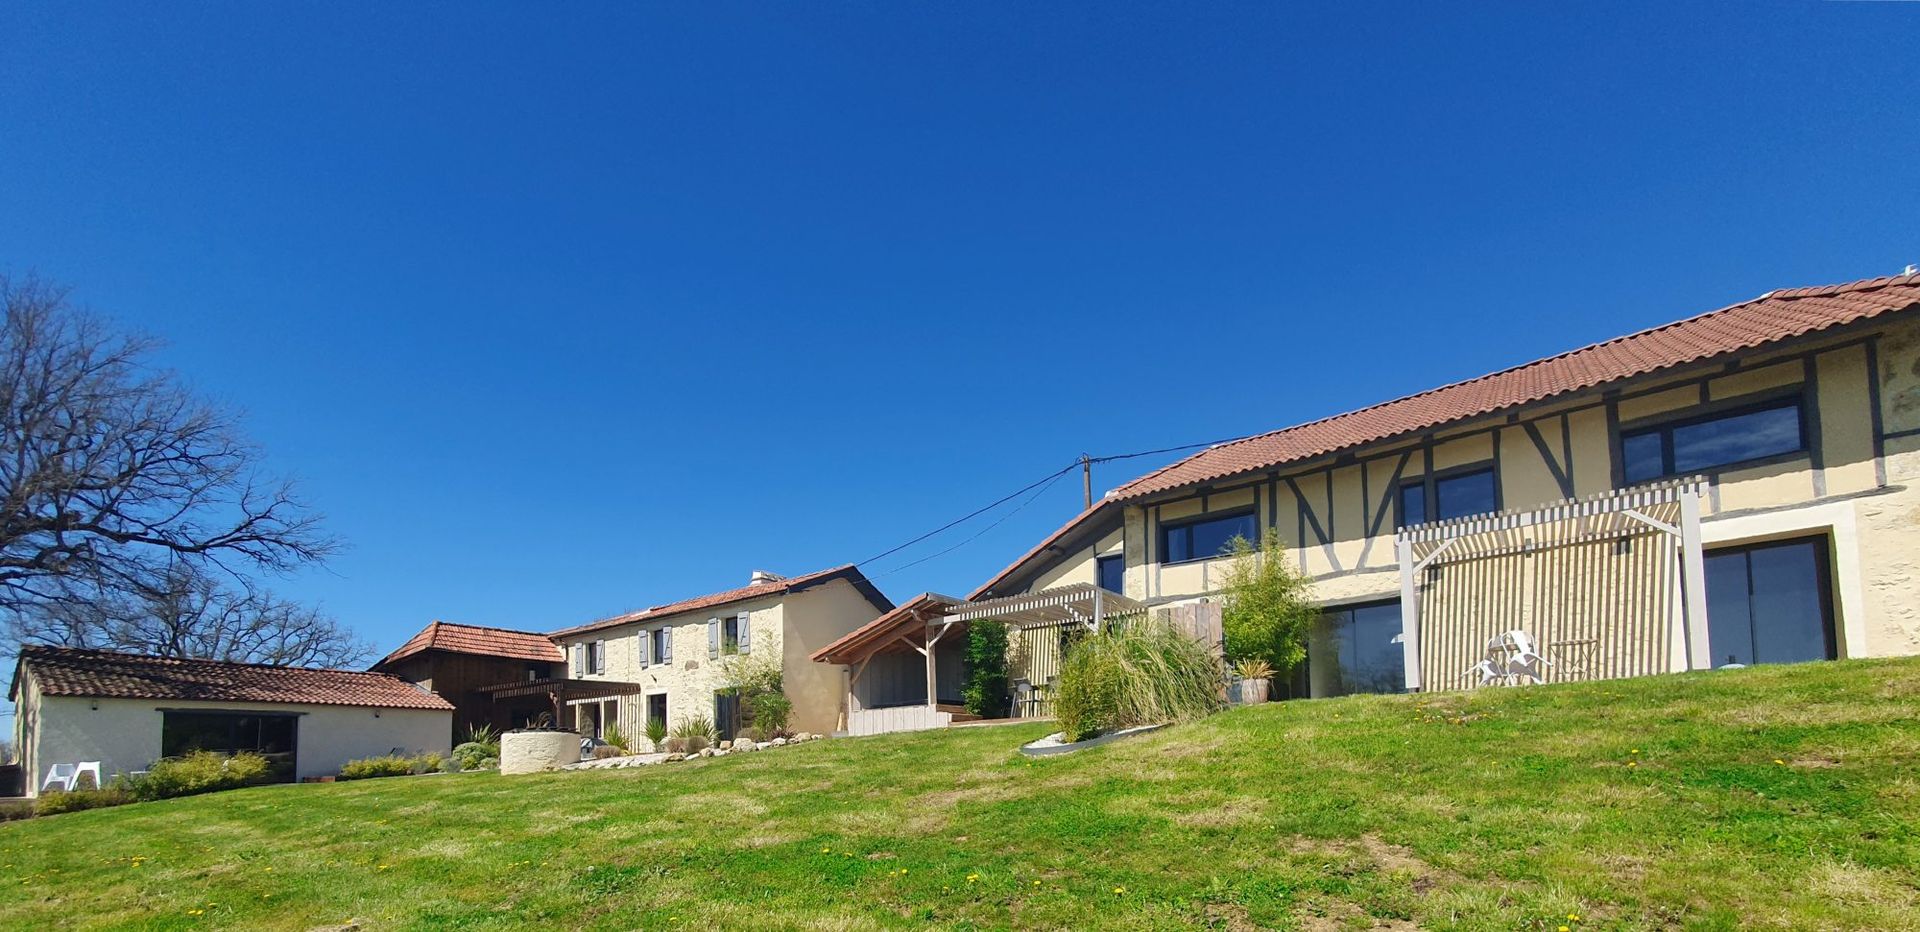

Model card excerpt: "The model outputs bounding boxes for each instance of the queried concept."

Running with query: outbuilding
[8,646,453,796]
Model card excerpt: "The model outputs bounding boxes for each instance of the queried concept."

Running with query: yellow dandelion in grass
[1033,880,1042,887]
[1630,749,1639,754]
[377,864,392,871]
[1626,761,1638,768]
[1558,926,1569,932]
[1569,915,1581,922]
[1774,759,1786,766]
[966,873,980,883]
[1113,886,1127,895]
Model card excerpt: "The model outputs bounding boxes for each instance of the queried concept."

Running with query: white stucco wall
[23,692,449,796]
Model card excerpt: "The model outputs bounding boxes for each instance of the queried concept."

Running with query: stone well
[500,730,579,774]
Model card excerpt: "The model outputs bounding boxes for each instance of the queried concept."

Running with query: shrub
[962,620,1012,718]
[735,726,764,744]
[1219,530,1317,680]
[602,722,630,752]
[670,714,714,753]
[130,751,273,801]
[452,741,498,771]
[591,744,626,759]
[746,692,791,736]
[644,717,668,751]
[35,785,133,816]
[1053,617,1226,742]
[663,736,688,755]
[338,752,442,780]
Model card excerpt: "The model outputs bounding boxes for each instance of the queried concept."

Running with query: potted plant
[1231,658,1275,705]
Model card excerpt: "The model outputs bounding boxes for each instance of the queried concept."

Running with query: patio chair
[40,761,101,793]
[1500,630,1554,684]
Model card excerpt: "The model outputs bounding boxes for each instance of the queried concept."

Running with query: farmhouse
[371,621,566,743]
[819,272,1920,730]
[8,646,452,796]
[549,566,893,740]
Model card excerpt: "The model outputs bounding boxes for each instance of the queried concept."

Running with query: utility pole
[1082,454,1093,508]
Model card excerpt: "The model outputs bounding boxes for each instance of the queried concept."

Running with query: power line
[854,459,1080,568]
[869,467,1072,579]
[855,432,1256,574]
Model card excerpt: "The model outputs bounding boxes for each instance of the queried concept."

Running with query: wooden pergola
[474,677,645,731]
[815,584,1145,736]
[1395,476,1711,691]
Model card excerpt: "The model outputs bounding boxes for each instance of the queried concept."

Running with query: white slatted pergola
[1394,477,1711,692]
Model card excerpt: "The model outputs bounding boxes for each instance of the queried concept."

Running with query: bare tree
[1,275,345,660]
[28,562,371,668]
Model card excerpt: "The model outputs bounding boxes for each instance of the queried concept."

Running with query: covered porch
[813,584,1146,737]
[474,677,645,734]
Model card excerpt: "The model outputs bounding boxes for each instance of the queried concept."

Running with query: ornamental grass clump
[1053,616,1226,742]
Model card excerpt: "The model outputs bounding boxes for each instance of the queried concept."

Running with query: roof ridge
[553,564,858,634]
[424,619,551,637]
[1113,272,1920,497]
[22,644,408,679]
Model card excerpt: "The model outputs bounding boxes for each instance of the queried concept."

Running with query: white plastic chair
[41,761,101,793]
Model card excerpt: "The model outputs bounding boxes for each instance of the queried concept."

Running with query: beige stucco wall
[18,685,448,796]
[995,313,1920,672]
[781,580,892,735]
[559,578,883,739]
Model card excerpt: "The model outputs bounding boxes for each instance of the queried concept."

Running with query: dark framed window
[1302,600,1405,698]
[1705,536,1835,667]
[1158,510,1256,564]
[648,628,669,665]
[722,616,741,654]
[161,710,298,782]
[1396,464,1499,528]
[1620,396,1806,484]
[1096,554,1124,593]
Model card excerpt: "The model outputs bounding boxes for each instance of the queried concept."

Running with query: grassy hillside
[3,658,1918,931]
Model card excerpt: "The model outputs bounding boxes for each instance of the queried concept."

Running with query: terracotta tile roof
[810,593,964,664]
[1115,273,1920,501]
[551,565,894,639]
[11,646,454,710]
[373,621,563,669]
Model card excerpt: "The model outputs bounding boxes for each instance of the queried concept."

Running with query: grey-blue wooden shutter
[640,631,651,669]
[736,611,750,653]
[708,618,720,658]
[572,643,585,676]
[594,640,606,674]
[662,625,673,664]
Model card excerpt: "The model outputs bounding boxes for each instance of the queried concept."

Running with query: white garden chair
[41,761,101,793]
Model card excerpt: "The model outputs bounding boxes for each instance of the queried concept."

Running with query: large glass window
[1159,510,1255,563]
[1621,397,1805,483]
[1397,465,1498,528]
[161,711,297,782]
[1305,601,1405,697]
[1705,537,1834,667]
[1096,554,1124,593]
[1435,468,1498,520]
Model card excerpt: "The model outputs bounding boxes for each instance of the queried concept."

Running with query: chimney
[749,569,786,586]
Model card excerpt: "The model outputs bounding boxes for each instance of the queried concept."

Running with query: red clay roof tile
[13,646,454,710]
[1114,273,1920,501]
[374,621,562,669]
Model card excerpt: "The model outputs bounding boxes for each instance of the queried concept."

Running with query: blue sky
[2,3,1915,658]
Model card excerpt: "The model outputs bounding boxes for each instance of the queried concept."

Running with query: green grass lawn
[4,658,1919,931]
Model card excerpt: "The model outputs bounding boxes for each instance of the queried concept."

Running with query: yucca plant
[1053,617,1226,742]
[602,722,629,753]
[1233,658,1276,680]
[644,716,668,751]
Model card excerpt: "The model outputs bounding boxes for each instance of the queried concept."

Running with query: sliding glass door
[1704,536,1835,667]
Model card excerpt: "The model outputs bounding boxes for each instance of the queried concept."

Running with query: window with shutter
[573,643,585,676]
[594,640,606,674]
[736,611,750,654]
[708,618,720,659]
[639,631,651,669]
[662,626,673,664]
